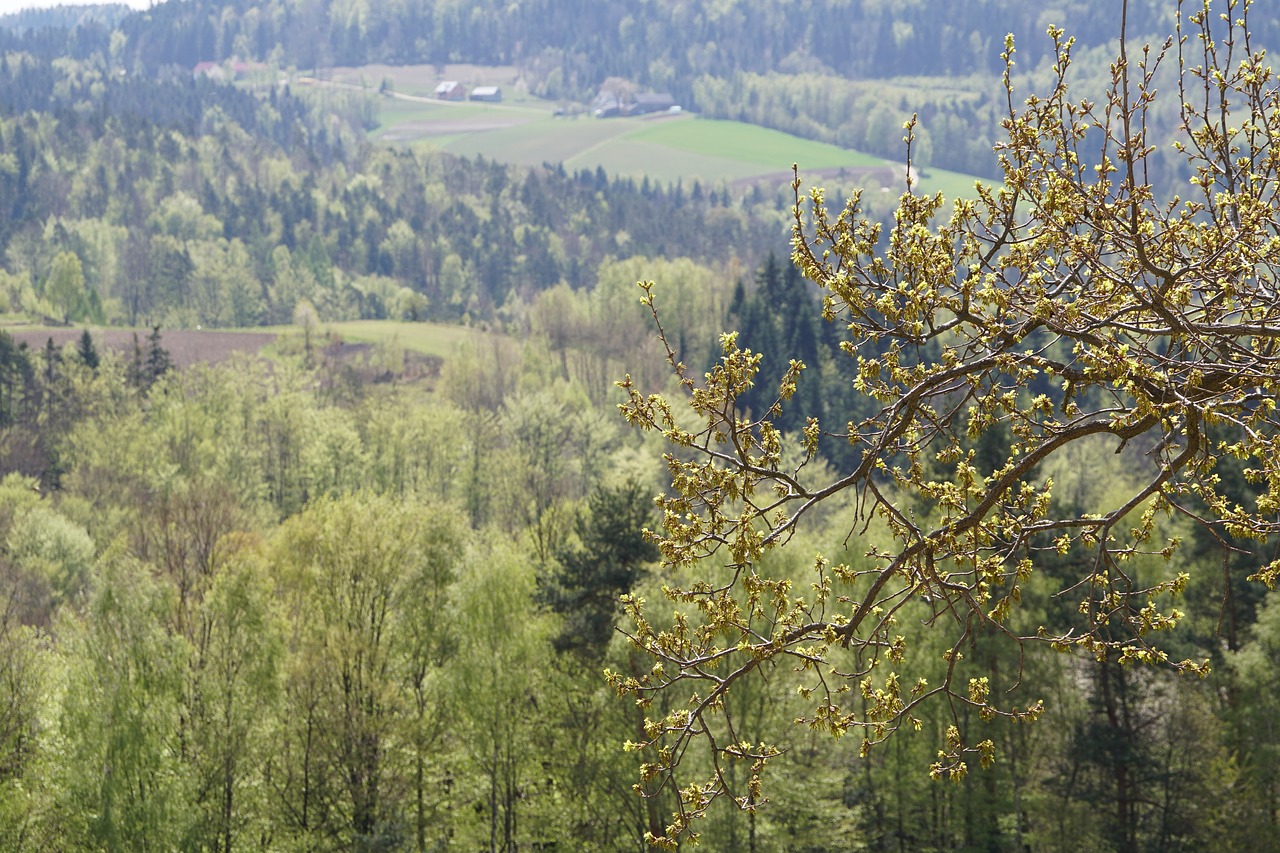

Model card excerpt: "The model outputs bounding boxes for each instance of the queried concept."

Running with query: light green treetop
[615,1,1280,844]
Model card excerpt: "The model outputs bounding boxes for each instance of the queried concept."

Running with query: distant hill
[14,1,1280,106]
[109,0,1207,88]
[0,3,133,32]
[80,0,1278,184]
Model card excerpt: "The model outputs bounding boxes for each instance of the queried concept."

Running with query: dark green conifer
[76,329,99,371]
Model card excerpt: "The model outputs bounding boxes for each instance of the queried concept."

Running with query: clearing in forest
[325,65,986,198]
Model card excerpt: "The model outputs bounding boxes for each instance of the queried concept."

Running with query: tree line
[88,0,1189,91]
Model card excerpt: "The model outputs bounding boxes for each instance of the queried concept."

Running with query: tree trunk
[1099,658,1136,853]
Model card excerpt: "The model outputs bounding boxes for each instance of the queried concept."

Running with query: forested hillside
[0,42,786,329]
[0,0,1277,851]
[6,0,1249,182]
[99,0,1192,85]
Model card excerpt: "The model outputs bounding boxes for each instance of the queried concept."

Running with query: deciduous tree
[616,1,1280,842]
[269,492,463,849]
[450,543,551,853]
[44,251,85,324]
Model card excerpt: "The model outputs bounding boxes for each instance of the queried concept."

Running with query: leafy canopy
[614,0,1280,845]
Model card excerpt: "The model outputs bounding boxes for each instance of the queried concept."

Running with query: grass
[323,320,480,359]
[442,114,636,165]
[361,76,990,197]
[325,61,993,198]
[913,166,990,201]
[374,101,494,125]
[564,137,772,182]
[410,134,466,151]
[370,101,544,145]
[628,118,886,170]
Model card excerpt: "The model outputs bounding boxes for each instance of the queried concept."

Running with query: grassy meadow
[251,318,486,360]
[320,319,482,359]
[347,65,988,199]
[6,320,487,371]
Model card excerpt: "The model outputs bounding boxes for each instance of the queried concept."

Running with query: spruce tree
[145,326,171,387]
[76,329,99,371]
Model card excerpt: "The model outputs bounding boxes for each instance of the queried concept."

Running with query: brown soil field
[9,329,277,368]
[378,118,522,141]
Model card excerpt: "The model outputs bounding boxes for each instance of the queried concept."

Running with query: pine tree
[543,480,658,657]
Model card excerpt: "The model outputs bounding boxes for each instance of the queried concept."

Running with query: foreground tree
[450,543,551,853]
[270,493,459,849]
[616,1,1280,843]
[57,555,192,850]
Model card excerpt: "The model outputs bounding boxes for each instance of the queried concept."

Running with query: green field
[910,166,989,201]
[257,319,482,359]
[627,118,886,170]
[361,79,988,198]
[323,319,481,359]
[374,101,499,126]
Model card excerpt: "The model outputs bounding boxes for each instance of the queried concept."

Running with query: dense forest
[0,0,1276,851]
[1,293,1277,852]
[9,0,1175,79]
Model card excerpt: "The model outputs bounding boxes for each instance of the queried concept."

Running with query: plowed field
[9,329,276,368]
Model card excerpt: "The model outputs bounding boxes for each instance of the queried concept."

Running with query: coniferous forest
[1,1,1280,851]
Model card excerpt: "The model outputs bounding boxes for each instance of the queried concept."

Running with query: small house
[193,58,268,82]
[469,86,502,102]
[592,86,627,118]
[593,94,622,118]
[192,61,227,81]
[228,59,268,79]
[435,81,466,100]
[627,92,676,116]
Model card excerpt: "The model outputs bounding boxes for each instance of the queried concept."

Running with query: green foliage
[450,541,551,852]
[185,542,285,851]
[43,251,88,324]
[618,3,1280,844]
[1229,593,1280,849]
[0,59,788,330]
[75,330,98,370]
[3,4,1280,850]
[270,491,467,849]
[0,266,1260,849]
[57,554,193,851]
[543,479,659,656]
[7,504,94,607]
[0,607,47,851]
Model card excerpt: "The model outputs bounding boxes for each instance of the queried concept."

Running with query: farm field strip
[360,77,986,197]
[627,117,886,169]
[564,137,776,182]
[8,320,485,367]
[7,327,278,368]
[252,319,486,359]
[320,320,481,359]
